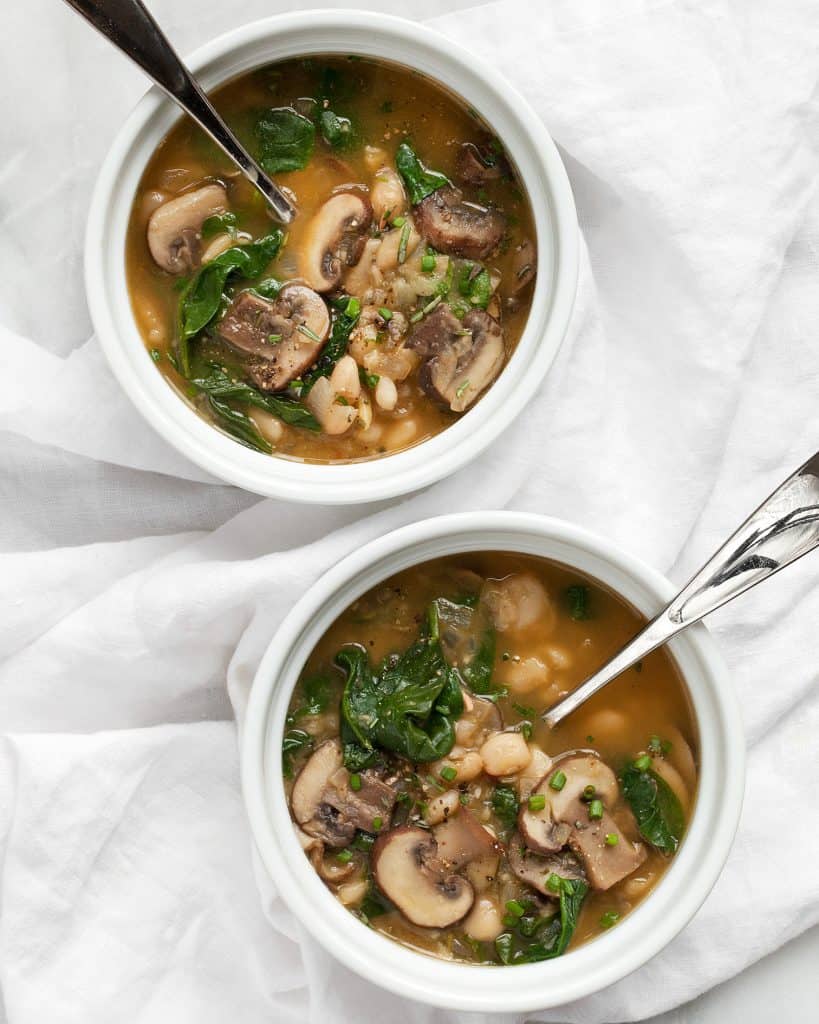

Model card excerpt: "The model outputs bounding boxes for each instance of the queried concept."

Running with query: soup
[126,56,537,463]
[283,553,697,965]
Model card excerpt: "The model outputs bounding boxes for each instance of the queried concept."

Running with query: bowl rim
[241,511,746,1012]
[84,9,579,503]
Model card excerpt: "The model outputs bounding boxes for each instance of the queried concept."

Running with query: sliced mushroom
[218,285,330,392]
[455,142,506,186]
[315,850,358,884]
[547,754,647,891]
[413,308,505,413]
[507,832,586,898]
[454,690,503,747]
[290,740,355,848]
[371,826,475,928]
[323,765,397,835]
[433,808,501,870]
[300,192,373,292]
[414,186,505,261]
[147,183,228,274]
[404,303,464,358]
[519,775,572,854]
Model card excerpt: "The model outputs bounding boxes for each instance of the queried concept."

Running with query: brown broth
[126,56,537,463]
[284,553,699,965]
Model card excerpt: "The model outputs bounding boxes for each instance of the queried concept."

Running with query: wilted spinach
[190,368,320,431]
[319,109,357,150]
[205,394,272,454]
[337,602,464,767]
[177,232,284,374]
[396,142,450,205]
[458,264,492,309]
[254,107,316,173]
[620,760,685,853]
[494,877,588,964]
[565,583,591,620]
[491,784,519,836]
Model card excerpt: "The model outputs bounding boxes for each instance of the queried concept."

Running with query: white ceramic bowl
[85,10,578,503]
[242,511,745,1012]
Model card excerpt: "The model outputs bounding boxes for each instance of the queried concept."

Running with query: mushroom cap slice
[518,774,572,854]
[433,808,501,870]
[417,308,505,413]
[414,186,505,261]
[147,183,228,274]
[323,766,397,835]
[290,739,355,848]
[455,143,506,186]
[507,832,586,898]
[217,284,330,392]
[546,753,647,890]
[300,192,373,292]
[372,826,475,929]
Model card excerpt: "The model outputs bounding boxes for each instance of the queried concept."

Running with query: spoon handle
[63,0,295,224]
[543,450,819,727]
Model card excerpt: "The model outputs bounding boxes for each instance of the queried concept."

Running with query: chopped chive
[421,252,436,272]
[458,792,470,806]
[297,324,321,343]
[589,799,604,820]
[391,215,406,227]
[454,379,470,399]
[634,754,652,771]
[336,849,353,864]
[546,872,563,893]
[505,899,526,918]
[605,832,619,846]
[549,770,567,792]
[409,294,442,324]
[378,306,393,321]
[648,735,663,755]
[528,793,546,812]
[440,765,458,782]
[397,220,411,264]
[149,348,161,362]
[349,773,362,792]
[267,333,282,344]
[600,910,620,929]
[583,784,596,800]
[372,816,383,831]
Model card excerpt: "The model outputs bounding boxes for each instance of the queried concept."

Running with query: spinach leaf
[254,107,315,174]
[282,727,313,778]
[190,368,320,431]
[565,583,591,620]
[337,603,464,766]
[299,295,361,392]
[288,672,332,722]
[457,264,492,309]
[319,109,357,150]
[201,211,238,239]
[494,877,588,964]
[491,784,519,835]
[177,232,284,374]
[395,142,451,205]
[206,394,272,454]
[620,761,685,853]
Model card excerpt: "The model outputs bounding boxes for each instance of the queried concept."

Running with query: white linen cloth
[1,0,818,1020]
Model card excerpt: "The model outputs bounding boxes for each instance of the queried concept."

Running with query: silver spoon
[544,450,819,728]
[64,0,296,224]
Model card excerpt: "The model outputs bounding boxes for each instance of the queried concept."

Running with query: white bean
[480,731,531,777]
[463,897,504,942]
[375,375,398,411]
[425,790,461,825]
